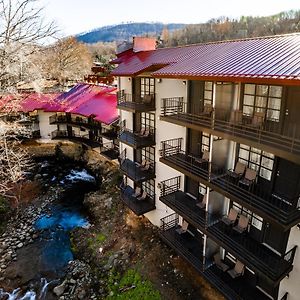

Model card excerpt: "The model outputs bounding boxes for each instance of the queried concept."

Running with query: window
[242,84,282,122]
[142,146,155,164]
[201,132,211,152]
[204,81,213,106]
[141,77,155,97]
[142,179,155,198]
[141,112,155,129]
[238,144,274,181]
[233,202,263,230]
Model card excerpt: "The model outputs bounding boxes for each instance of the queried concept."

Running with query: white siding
[278,226,300,300]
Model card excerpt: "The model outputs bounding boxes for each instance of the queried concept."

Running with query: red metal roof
[111,33,300,84]
[0,83,119,125]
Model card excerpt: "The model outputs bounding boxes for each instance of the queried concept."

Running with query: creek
[0,159,98,300]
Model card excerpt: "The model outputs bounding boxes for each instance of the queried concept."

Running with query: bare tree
[0,0,57,92]
[0,119,33,209]
[0,0,56,211]
[41,36,92,87]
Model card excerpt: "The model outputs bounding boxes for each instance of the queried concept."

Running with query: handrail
[160,176,181,197]
[160,139,300,223]
[160,97,300,156]
[283,245,297,264]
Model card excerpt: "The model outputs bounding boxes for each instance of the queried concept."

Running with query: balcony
[160,138,300,228]
[208,220,297,283]
[49,114,101,129]
[51,130,102,148]
[117,90,156,112]
[204,265,272,300]
[100,142,119,160]
[159,213,204,273]
[100,128,118,140]
[118,127,155,149]
[160,97,300,164]
[120,184,155,215]
[159,177,207,229]
[119,149,155,183]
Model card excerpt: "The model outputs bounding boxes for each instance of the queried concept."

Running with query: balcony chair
[136,159,146,168]
[200,104,213,117]
[140,160,151,171]
[250,111,265,128]
[132,187,142,198]
[227,260,245,278]
[137,191,147,201]
[229,110,243,125]
[143,94,153,104]
[238,168,257,190]
[176,220,189,234]
[195,150,210,164]
[196,193,207,209]
[213,253,229,272]
[233,215,249,234]
[221,208,238,226]
[143,128,150,138]
[227,161,246,182]
[135,128,146,137]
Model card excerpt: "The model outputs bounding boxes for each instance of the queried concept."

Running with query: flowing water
[0,160,98,300]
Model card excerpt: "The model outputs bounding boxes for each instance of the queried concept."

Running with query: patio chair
[143,128,150,137]
[250,111,265,128]
[140,160,151,171]
[136,159,146,168]
[229,110,243,125]
[227,161,246,181]
[195,150,210,164]
[239,168,257,190]
[143,94,153,104]
[221,208,238,226]
[196,193,207,209]
[233,215,249,234]
[200,104,213,116]
[137,191,147,201]
[176,220,189,234]
[132,187,141,198]
[213,253,229,272]
[227,260,245,278]
[136,128,146,137]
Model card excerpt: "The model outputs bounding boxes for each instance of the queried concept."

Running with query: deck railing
[160,97,300,158]
[160,138,300,225]
[117,90,156,110]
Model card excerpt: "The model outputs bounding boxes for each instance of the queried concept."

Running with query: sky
[40,0,300,36]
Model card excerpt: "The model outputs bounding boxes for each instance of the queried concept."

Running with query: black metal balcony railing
[51,130,102,148]
[117,90,156,112]
[118,127,155,149]
[100,128,118,140]
[100,142,119,160]
[159,176,207,229]
[49,114,101,129]
[159,213,204,273]
[120,183,155,215]
[160,138,300,228]
[160,97,300,163]
[204,264,272,300]
[119,149,155,183]
[208,220,297,283]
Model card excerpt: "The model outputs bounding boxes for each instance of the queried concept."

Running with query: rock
[53,283,66,297]
[17,243,24,248]
[69,278,76,284]
[77,288,87,299]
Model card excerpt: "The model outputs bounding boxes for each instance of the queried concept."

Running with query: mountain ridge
[76,22,187,43]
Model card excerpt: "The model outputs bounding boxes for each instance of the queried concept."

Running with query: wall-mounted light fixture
[128,78,131,82]
[182,80,187,85]
[157,78,162,83]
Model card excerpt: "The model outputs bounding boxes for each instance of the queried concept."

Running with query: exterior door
[185,176,199,199]
[273,158,300,207]
[188,80,204,114]
[263,223,290,254]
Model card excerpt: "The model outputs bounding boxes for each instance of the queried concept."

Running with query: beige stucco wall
[278,225,300,300]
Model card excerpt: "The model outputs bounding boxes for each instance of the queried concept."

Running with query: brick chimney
[133,37,156,52]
